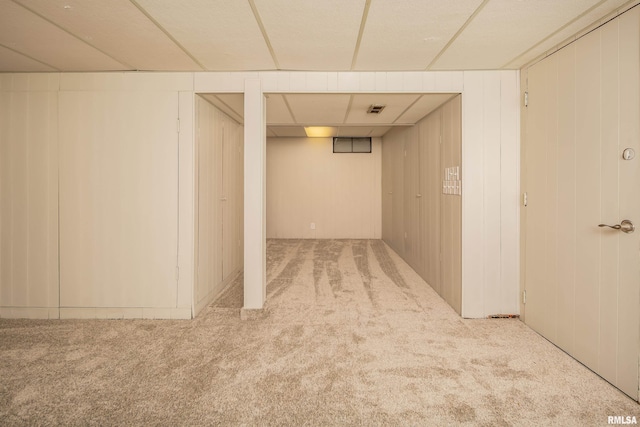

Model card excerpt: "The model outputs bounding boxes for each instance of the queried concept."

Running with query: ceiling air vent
[367,104,386,114]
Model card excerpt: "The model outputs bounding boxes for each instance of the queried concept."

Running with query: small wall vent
[367,104,386,114]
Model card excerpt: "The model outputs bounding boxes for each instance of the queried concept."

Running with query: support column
[243,79,266,309]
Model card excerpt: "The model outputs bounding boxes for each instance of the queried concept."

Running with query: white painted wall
[0,70,520,319]
[267,137,382,239]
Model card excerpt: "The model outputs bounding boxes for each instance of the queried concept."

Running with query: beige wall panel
[573,30,601,372]
[440,97,462,314]
[523,60,551,337]
[222,115,244,281]
[59,91,179,308]
[616,6,640,398]
[0,91,59,310]
[266,137,381,239]
[555,45,577,355]
[381,96,461,313]
[598,19,621,386]
[195,96,246,314]
[403,127,420,271]
[481,74,504,317]
[381,136,393,243]
[391,132,405,256]
[178,91,195,311]
[195,98,223,307]
[419,111,441,290]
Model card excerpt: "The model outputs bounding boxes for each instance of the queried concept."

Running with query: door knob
[598,219,635,234]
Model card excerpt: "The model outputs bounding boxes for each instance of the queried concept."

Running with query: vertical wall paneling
[573,29,601,372]
[0,88,59,318]
[178,91,195,312]
[499,71,521,315]
[382,96,461,314]
[391,131,405,255]
[266,137,382,239]
[194,96,244,316]
[440,97,463,313]
[616,7,640,399]
[59,91,180,310]
[522,7,640,399]
[244,80,266,310]
[461,72,485,317]
[381,136,393,242]
[482,73,503,317]
[2,69,520,318]
[554,44,577,354]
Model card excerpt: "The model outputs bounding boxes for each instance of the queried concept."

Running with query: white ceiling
[3,0,637,137]
[1,0,637,73]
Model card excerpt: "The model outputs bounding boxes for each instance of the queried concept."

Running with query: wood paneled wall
[1,69,520,318]
[0,87,59,319]
[59,91,180,314]
[382,96,461,313]
[266,137,381,239]
[194,96,244,315]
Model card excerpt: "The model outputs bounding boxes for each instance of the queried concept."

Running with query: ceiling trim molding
[128,0,206,71]
[0,42,60,71]
[350,0,372,70]
[11,0,132,70]
[248,0,281,70]
[425,0,491,70]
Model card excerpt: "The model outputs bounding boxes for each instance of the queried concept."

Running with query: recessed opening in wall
[333,137,372,153]
[193,93,245,317]
[196,91,463,318]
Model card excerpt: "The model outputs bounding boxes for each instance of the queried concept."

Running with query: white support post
[243,79,267,309]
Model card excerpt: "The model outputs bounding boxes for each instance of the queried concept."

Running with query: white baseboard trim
[0,307,60,319]
[58,307,192,320]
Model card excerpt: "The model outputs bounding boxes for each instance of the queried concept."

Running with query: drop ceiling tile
[268,126,307,137]
[285,94,351,124]
[345,94,419,124]
[253,0,365,70]
[395,93,455,124]
[14,0,201,71]
[266,94,295,124]
[0,45,56,71]
[0,0,127,71]
[355,0,483,70]
[431,0,605,70]
[134,0,275,70]
[337,126,374,137]
[505,0,632,68]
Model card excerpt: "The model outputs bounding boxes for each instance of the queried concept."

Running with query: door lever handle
[598,220,635,234]
[598,223,621,230]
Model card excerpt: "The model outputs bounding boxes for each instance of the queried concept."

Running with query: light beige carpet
[1,239,637,426]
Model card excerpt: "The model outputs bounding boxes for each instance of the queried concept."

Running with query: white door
[523,8,639,400]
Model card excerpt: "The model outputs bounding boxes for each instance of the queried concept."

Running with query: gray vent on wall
[333,137,372,153]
